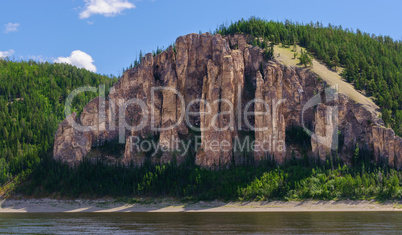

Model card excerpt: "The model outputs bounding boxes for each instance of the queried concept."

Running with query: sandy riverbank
[0,198,401,213]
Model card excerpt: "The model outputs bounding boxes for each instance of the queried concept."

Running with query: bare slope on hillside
[274,45,380,114]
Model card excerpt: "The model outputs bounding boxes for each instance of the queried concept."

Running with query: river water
[0,212,400,234]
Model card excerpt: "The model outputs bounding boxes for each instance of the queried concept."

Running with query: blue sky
[1,0,401,76]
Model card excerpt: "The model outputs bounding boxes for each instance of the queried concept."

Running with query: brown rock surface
[53,113,92,166]
[311,104,338,161]
[53,33,402,169]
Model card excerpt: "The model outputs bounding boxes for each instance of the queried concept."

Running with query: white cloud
[54,50,97,72]
[79,0,135,19]
[4,23,20,33]
[0,49,15,58]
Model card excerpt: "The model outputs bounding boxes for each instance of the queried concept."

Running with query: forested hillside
[216,17,402,136]
[1,18,401,200]
[0,59,117,185]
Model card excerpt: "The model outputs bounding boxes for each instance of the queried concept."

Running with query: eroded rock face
[254,68,287,164]
[309,92,402,168]
[311,104,338,161]
[53,113,92,166]
[395,137,402,169]
[53,33,402,169]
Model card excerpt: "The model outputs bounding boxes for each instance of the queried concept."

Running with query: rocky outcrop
[53,113,92,165]
[254,68,287,163]
[311,104,338,161]
[370,125,402,168]
[53,33,402,170]
[310,92,402,168]
[394,137,402,169]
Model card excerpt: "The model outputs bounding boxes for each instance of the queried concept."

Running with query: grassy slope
[274,44,380,115]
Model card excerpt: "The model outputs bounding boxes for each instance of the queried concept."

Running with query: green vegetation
[20,147,401,200]
[1,17,401,200]
[216,17,402,136]
[298,49,313,67]
[0,59,117,186]
[18,128,402,200]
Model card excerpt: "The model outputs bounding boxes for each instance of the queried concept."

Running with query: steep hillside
[0,60,117,185]
[3,19,402,200]
[53,33,401,170]
[27,32,401,200]
[274,44,378,111]
[216,18,402,137]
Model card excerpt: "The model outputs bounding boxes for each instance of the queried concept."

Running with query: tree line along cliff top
[214,18,402,136]
[0,17,401,199]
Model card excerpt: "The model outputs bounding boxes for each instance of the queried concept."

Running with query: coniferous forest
[0,60,117,186]
[216,17,402,137]
[1,17,401,200]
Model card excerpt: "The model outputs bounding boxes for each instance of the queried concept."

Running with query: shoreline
[0,199,401,213]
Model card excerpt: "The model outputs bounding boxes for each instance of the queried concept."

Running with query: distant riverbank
[1,198,401,213]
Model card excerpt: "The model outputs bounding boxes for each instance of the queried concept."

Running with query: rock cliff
[53,33,402,169]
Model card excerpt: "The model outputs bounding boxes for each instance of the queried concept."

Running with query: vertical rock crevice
[53,33,402,170]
